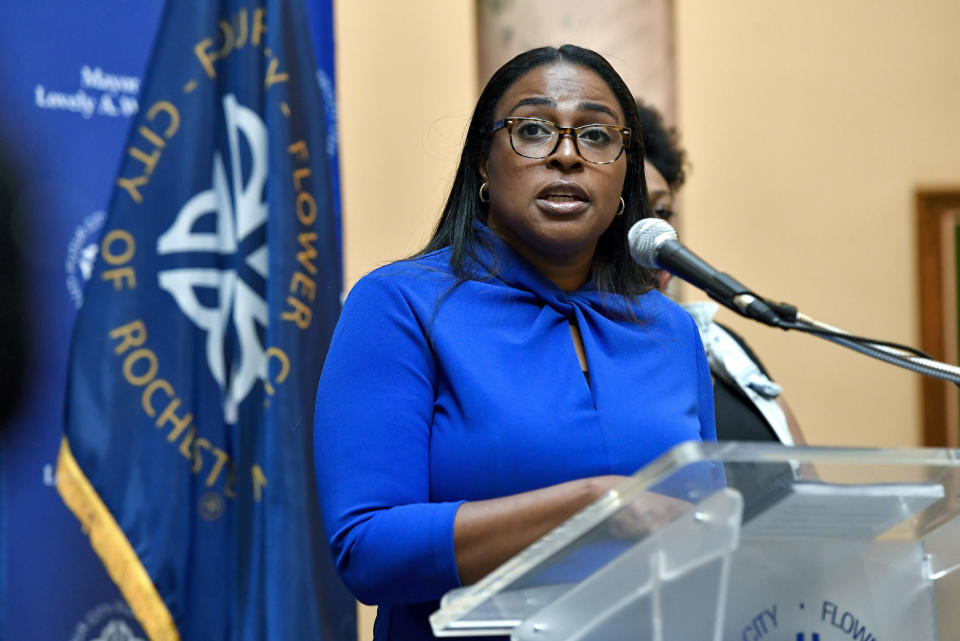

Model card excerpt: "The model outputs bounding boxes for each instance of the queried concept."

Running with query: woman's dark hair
[416,44,657,297]
[634,99,687,191]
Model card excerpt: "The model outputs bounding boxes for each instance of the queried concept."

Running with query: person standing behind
[635,99,804,445]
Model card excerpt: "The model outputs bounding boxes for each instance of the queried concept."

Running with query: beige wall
[335,0,478,291]
[333,3,478,638]
[675,0,960,447]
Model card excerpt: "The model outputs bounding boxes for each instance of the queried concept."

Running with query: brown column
[476,0,676,123]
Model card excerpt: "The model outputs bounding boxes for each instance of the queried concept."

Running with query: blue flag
[57,1,355,639]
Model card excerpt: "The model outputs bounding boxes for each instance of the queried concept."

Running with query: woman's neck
[535,257,593,292]
[485,220,596,292]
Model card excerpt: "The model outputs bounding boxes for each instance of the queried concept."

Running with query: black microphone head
[627,218,678,268]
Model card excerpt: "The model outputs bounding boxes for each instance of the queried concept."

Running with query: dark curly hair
[634,99,687,191]
[416,45,657,297]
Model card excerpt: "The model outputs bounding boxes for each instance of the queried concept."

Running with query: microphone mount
[628,218,960,386]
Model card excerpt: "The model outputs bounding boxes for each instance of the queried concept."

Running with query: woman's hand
[606,490,692,540]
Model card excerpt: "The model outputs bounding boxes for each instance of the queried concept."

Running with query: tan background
[333,1,960,638]
[336,1,478,291]
[675,0,960,448]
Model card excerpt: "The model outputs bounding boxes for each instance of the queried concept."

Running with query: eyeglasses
[490,117,631,165]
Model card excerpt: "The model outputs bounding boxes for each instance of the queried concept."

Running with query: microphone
[628,218,784,327]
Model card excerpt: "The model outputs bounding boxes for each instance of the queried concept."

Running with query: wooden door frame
[916,189,960,447]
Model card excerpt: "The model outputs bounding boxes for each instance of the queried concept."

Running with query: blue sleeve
[647,310,723,500]
[313,273,464,606]
[691,314,717,442]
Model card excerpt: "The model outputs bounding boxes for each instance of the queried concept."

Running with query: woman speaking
[313,45,715,640]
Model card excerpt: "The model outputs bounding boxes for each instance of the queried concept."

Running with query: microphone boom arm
[626,218,959,383]
[786,312,960,386]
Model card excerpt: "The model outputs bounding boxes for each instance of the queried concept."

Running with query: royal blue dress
[314,224,716,640]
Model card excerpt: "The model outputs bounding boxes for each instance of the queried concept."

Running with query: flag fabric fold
[57,1,354,639]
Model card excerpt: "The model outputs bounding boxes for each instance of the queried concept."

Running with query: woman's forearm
[452,475,627,585]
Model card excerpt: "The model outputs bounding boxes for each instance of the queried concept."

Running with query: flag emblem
[157,94,269,423]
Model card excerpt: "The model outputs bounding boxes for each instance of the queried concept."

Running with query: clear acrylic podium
[430,442,960,640]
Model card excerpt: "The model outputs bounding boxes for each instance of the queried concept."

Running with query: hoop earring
[616,196,625,216]
[479,182,490,203]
